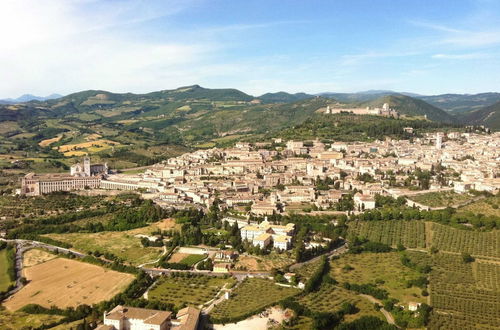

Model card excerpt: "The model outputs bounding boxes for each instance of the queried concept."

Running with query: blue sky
[1,0,499,97]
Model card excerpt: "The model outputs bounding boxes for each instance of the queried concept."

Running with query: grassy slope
[362,94,455,123]
[44,224,164,266]
[459,100,500,130]
[0,249,13,292]
[409,191,474,207]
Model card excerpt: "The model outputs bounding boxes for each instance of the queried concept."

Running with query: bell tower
[83,157,91,176]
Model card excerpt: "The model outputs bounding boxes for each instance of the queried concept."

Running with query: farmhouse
[100,305,201,330]
[214,250,238,262]
[172,306,200,330]
[101,305,172,330]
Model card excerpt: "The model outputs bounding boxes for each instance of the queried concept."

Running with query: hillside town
[22,132,499,214]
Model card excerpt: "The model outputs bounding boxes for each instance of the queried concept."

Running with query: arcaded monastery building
[21,157,108,196]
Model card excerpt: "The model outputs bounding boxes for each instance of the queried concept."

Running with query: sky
[1,0,500,98]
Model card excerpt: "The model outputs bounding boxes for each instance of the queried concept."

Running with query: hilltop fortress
[321,103,399,118]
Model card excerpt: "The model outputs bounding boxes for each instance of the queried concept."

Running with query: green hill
[258,92,314,103]
[0,86,467,171]
[362,95,455,123]
[417,93,500,114]
[459,101,500,130]
[270,113,460,142]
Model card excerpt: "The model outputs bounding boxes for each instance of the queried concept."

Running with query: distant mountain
[317,90,423,103]
[459,101,500,130]
[362,94,456,123]
[0,84,467,169]
[0,93,63,104]
[416,93,500,114]
[258,92,314,103]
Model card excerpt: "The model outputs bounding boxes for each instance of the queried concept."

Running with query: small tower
[435,134,442,150]
[83,157,91,176]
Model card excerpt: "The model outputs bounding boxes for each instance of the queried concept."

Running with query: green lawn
[210,278,299,323]
[148,274,235,309]
[0,249,14,292]
[179,254,207,266]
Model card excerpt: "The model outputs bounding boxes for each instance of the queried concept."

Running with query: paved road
[289,240,348,272]
[0,238,86,297]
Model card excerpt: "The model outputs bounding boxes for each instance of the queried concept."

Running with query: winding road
[359,294,397,326]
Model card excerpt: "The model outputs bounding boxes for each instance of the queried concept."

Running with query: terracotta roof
[106,305,171,325]
[176,306,200,330]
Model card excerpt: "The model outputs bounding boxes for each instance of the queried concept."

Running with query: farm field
[210,278,299,322]
[429,223,500,259]
[38,135,63,147]
[44,224,164,265]
[331,252,427,304]
[167,253,206,266]
[429,252,500,329]
[409,191,474,207]
[347,220,426,248]
[0,310,63,330]
[298,284,383,322]
[0,249,14,292]
[147,274,235,309]
[22,249,57,268]
[3,257,134,311]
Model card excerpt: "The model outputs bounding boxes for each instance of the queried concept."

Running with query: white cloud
[432,53,489,60]
[410,20,500,48]
[0,0,208,97]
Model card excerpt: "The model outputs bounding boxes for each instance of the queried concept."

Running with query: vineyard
[429,223,500,259]
[298,284,382,321]
[347,220,426,248]
[329,252,427,304]
[429,253,500,329]
[209,278,299,323]
[475,261,500,291]
[147,274,235,309]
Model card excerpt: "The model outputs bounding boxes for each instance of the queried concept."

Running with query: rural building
[101,305,172,330]
[354,193,376,210]
[171,306,200,330]
[213,263,231,273]
[214,250,238,262]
